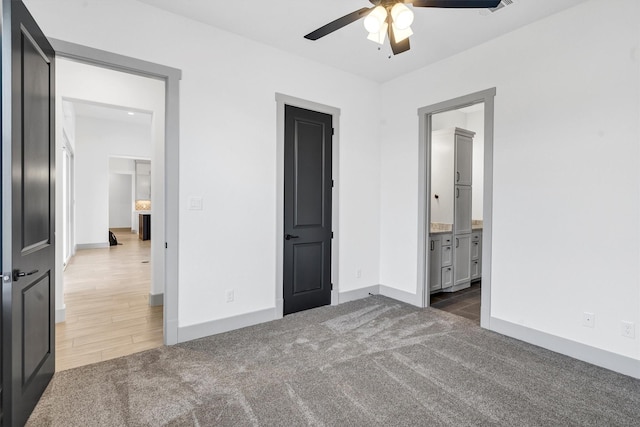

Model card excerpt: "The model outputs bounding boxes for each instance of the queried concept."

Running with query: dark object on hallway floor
[108,230,118,246]
[431,281,481,323]
[28,295,640,426]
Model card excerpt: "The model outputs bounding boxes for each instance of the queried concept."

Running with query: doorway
[428,104,485,323]
[417,88,496,329]
[50,40,182,348]
[275,94,340,317]
[56,73,163,370]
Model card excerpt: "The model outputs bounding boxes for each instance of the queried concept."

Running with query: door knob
[285,234,300,240]
[13,269,39,281]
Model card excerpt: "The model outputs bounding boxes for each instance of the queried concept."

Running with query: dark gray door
[1,0,56,425]
[283,105,332,315]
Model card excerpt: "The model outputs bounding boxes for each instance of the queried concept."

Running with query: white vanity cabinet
[429,233,453,292]
[431,127,475,293]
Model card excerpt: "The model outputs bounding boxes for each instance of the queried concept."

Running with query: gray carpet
[28,296,640,426]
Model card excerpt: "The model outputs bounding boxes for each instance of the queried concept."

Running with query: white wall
[379,0,640,362]
[24,0,382,331]
[74,116,151,244]
[109,173,133,228]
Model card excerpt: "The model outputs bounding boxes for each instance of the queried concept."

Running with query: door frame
[50,39,182,345]
[275,93,340,317]
[61,132,74,268]
[417,88,496,329]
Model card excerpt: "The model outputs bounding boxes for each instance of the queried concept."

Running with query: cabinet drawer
[441,234,453,247]
[441,245,453,267]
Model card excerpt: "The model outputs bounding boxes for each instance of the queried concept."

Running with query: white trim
[76,242,109,250]
[416,88,496,331]
[379,285,422,306]
[55,306,66,323]
[491,317,640,379]
[148,292,163,307]
[178,307,278,343]
[274,93,341,317]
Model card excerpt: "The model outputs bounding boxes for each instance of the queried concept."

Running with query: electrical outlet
[621,321,635,338]
[582,312,595,328]
[226,289,234,303]
[356,269,362,279]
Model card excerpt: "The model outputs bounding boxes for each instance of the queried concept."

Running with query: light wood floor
[56,229,163,371]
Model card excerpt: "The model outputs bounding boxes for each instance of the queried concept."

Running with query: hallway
[56,229,163,371]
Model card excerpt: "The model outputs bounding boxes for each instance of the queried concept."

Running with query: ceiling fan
[304,0,502,55]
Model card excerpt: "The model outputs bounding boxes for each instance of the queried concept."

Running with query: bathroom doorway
[417,88,496,328]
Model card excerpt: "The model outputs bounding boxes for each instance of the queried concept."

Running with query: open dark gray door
[1,0,56,425]
[283,105,332,315]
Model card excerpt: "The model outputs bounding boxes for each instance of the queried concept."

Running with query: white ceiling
[72,100,153,126]
[136,0,588,83]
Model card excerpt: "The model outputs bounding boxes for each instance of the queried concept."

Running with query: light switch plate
[189,197,203,210]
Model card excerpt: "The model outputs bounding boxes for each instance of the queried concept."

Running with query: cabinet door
[454,235,471,286]
[454,186,472,235]
[471,259,481,281]
[441,266,453,289]
[441,245,453,267]
[429,237,442,292]
[455,133,473,186]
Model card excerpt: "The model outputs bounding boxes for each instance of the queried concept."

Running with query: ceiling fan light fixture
[390,3,414,30]
[364,5,387,34]
[391,23,413,43]
[367,22,388,44]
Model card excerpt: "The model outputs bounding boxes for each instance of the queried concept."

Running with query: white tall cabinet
[430,128,475,293]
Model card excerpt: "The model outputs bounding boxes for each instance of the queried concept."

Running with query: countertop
[430,222,483,234]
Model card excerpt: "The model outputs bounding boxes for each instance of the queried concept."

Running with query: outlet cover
[189,197,203,210]
[582,312,595,328]
[226,290,234,303]
[621,321,635,338]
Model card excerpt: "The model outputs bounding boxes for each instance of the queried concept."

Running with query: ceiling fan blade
[388,25,411,55]
[304,8,373,40]
[409,0,501,8]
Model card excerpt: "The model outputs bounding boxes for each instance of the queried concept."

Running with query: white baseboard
[379,285,422,307]
[177,307,278,343]
[148,292,164,306]
[76,242,109,250]
[55,306,66,323]
[339,285,380,304]
[275,298,284,318]
[491,317,640,379]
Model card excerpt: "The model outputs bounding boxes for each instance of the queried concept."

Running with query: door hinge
[331,232,334,239]
[331,128,335,135]
[331,180,334,188]
[331,283,334,290]
[165,242,168,249]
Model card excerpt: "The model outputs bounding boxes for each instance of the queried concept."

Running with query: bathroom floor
[430,281,481,324]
